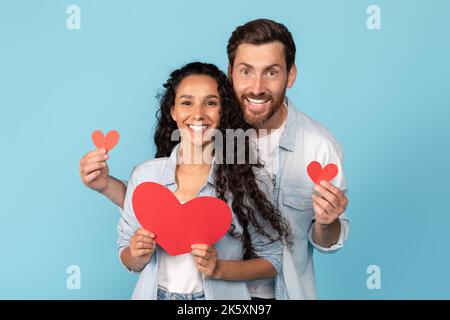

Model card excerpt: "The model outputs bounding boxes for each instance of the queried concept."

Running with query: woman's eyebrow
[204,95,220,99]
[178,94,194,99]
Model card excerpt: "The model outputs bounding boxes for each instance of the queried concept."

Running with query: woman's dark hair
[154,62,292,259]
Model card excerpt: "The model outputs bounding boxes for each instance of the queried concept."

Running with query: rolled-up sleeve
[308,213,350,254]
[249,169,283,274]
[117,170,142,270]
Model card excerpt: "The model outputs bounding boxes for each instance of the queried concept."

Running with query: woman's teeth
[247,97,269,104]
[189,124,208,132]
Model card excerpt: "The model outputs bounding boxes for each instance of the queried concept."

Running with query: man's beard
[240,89,286,129]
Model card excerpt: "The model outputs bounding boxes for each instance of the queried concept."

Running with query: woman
[81,62,292,299]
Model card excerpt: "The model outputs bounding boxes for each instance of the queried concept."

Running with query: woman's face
[171,75,221,147]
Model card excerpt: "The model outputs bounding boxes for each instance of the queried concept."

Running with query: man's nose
[249,75,266,97]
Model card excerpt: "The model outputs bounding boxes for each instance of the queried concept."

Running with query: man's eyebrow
[265,64,283,69]
[236,63,283,69]
[236,63,254,69]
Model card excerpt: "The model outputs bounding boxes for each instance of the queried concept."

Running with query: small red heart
[307,161,338,185]
[132,182,232,256]
[91,130,120,152]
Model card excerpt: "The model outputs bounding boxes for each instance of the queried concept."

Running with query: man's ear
[287,64,297,88]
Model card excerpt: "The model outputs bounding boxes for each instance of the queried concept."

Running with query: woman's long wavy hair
[154,62,292,259]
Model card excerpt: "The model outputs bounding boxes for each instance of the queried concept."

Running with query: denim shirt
[274,97,350,299]
[117,144,285,300]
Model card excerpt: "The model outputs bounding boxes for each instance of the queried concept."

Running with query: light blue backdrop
[0,0,449,299]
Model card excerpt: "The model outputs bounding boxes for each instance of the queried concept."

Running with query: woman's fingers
[136,229,155,239]
[134,240,155,250]
[133,249,153,257]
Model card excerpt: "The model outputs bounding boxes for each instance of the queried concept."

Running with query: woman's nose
[192,104,205,120]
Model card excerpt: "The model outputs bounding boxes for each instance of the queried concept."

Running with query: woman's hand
[130,229,156,264]
[191,244,218,278]
[79,149,110,193]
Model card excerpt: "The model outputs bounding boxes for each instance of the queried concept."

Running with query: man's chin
[244,112,270,128]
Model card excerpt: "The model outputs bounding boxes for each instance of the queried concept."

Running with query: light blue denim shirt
[117,144,285,300]
[274,97,350,299]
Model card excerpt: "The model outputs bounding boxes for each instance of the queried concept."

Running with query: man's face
[229,41,296,128]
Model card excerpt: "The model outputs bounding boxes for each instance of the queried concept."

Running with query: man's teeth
[247,97,269,105]
[189,125,208,132]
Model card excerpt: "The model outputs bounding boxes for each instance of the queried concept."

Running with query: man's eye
[268,70,277,76]
[241,68,250,76]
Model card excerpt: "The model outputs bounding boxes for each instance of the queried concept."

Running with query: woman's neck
[178,141,214,168]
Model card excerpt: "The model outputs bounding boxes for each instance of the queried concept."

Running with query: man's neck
[257,100,288,135]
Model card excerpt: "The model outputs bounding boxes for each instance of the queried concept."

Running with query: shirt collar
[279,97,297,152]
[160,143,217,187]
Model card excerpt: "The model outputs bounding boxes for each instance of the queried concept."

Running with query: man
[80,19,349,299]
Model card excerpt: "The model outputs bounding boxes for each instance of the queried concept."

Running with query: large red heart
[132,182,232,256]
[307,161,339,185]
[91,130,120,152]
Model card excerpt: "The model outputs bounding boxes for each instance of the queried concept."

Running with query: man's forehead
[234,42,286,68]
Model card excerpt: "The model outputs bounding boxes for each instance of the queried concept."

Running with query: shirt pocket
[281,181,314,239]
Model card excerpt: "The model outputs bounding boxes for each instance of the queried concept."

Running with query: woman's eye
[206,101,218,106]
[181,101,191,106]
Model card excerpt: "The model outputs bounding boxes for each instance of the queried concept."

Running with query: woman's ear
[170,106,176,122]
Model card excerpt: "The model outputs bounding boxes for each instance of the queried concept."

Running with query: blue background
[0,0,449,299]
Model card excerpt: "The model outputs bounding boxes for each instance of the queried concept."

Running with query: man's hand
[191,244,218,278]
[79,149,110,193]
[312,180,348,226]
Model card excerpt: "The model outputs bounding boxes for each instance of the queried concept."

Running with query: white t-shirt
[158,201,204,294]
[247,104,287,299]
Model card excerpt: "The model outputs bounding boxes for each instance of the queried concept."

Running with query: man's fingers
[319,180,347,204]
[313,202,332,224]
[80,149,107,165]
[82,162,106,176]
[314,184,339,209]
[312,197,329,215]
[85,154,109,166]
[312,194,337,214]
[83,170,101,184]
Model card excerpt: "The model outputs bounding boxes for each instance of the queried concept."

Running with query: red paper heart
[91,130,120,152]
[307,161,338,185]
[132,182,232,256]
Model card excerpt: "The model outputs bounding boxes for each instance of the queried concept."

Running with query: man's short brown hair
[227,18,296,71]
